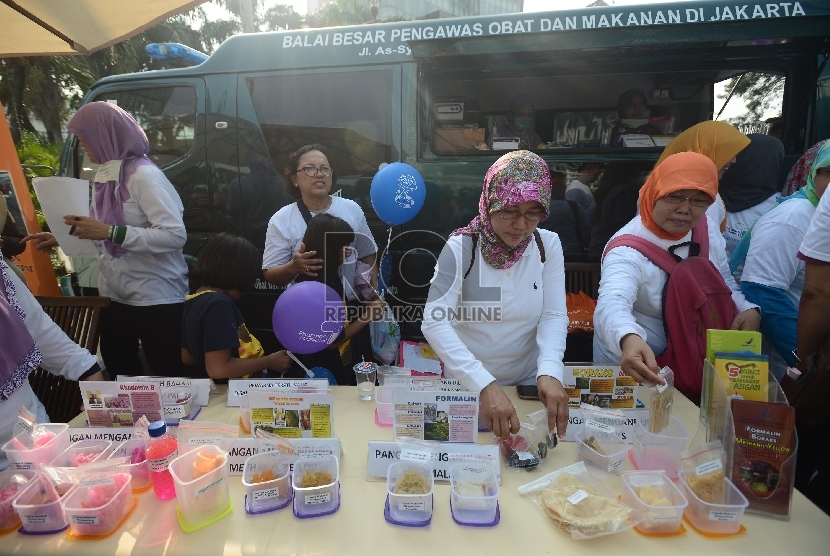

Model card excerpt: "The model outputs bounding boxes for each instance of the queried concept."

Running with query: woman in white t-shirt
[733,142,830,380]
[262,144,377,295]
[422,151,569,440]
[22,102,188,378]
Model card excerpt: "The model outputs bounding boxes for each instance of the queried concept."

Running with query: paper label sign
[399,501,426,512]
[247,390,334,439]
[72,515,100,525]
[695,459,723,476]
[584,419,615,434]
[227,379,329,406]
[392,390,479,444]
[399,449,431,463]
[305,492,331,505]
[23,514,51,525]
[81,381,162,428]
[253,487,280,500]
[632,432,645,452]
[225,438,342,476]
[709,510,739,522]
[80,476,116,488]
[367,441,500,483]
[567,489,589,505]
[195,476,225,498]
[69,427,135,443]
[608,459,624,473]
[118,376,212,407]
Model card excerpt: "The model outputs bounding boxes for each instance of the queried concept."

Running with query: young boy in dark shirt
[181,233,291,379]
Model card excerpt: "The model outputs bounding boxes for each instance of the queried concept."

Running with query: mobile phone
[516,384,539,400]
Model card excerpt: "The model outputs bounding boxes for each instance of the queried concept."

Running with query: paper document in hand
[32,177,98,256]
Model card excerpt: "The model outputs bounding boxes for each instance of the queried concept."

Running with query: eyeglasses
[495,210,545,222]
[816,167,830,177]
[299,165,333,177]
[661,193,712,208]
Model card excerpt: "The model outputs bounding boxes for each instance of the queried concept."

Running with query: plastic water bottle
[146,421,178,500]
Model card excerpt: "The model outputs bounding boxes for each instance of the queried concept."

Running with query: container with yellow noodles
[292,455,340,519]
[386,462,434,526]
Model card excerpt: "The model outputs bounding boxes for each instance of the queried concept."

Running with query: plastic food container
[162,391,200,425]
[62,472,133,538]
[679,471,749,535]
[629,416,689,479]
[13,474,69,534]
[0,472,27,534]
[1,424,70,476]
[449,462,499,527]
[376,366,411,385]
[575,430,629,475]
[292,455,340,519]
[169,445,231,532]
[622,471,688,534]
[375,386,396,426]
[242,452,292,514]
[108,438,151,492]
[50,440,112,468]
[386,461,433,526]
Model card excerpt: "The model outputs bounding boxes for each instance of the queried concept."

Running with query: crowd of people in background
[2,100,829,512]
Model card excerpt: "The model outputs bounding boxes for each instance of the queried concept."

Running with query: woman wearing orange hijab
[594,152,760,384]
[656,121,751,233]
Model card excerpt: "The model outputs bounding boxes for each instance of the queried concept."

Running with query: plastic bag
[680,440,727,504]
[494,416,553,471]
[644,367,675,434]
[40,458,130,496]
[518,461,642,540]
[254,429,296,457]
[177,420,238,452]
[565,292,596,333]
[371,303,401,365]
[577,404,630,473]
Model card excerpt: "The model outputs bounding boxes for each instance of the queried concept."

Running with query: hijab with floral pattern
[452,150,551,269]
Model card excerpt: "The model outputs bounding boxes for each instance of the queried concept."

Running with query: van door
[63,79,208,287]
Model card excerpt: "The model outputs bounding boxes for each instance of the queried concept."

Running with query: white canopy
[0,0,206,57]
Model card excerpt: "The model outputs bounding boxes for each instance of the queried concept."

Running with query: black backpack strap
[463,234,478,279]
[296,200,313,224]
[534,230,546,263]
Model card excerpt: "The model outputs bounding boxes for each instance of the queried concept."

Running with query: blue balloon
[370,163,426,226]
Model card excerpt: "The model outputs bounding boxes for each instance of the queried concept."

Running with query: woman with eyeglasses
[422,151,570,441]
[593,152,759,388]
[262,144,377,292]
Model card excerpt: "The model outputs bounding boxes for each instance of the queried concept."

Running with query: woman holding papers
[23,102,188,378]
[422,150,570,440]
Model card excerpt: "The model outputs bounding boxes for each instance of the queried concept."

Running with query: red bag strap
[691,216,709,258]
[603,217,711,271]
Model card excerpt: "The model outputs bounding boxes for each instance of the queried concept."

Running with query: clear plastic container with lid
[374,385,396,426]
[241,451,292,514]
[146,420,178,500]
[13,473,69,534]
[108,438,151,492]
[0,471,27,534]
[62,472,133,538]
[292,455,340,518]
[678,470,749,535]
[575,430,629,476]
[169,445,231,532]
[621,471,688,534]
[629,415,690,479]
[449,462,499,526]
[386,461,433,526]
[1,423,69,476]
[50,439,112,468]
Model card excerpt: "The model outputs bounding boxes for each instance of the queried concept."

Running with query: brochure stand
[699,360,797,520]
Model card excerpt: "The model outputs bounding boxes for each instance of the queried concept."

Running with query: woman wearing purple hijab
[1,252,102,470]
[23,102,188,378]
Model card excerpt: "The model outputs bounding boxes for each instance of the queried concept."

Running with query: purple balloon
[272,281,345,354]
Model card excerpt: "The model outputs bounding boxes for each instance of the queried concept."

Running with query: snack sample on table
[394,471,431,495]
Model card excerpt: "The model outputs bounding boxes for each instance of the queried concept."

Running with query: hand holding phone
[516,384,539,400]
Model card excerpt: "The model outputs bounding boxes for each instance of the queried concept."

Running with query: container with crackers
[518,462,642,540]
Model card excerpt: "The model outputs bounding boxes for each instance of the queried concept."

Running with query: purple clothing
[0,251,42,401]
[66,102,156,257]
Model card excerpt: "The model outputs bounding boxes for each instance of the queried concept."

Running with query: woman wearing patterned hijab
[422,151,569,440]
[22,102,189,378]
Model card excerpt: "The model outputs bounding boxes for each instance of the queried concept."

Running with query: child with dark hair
[296,214,384,384]
[181,233,291,379]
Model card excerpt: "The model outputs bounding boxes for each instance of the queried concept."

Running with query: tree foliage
[717,72,784,126]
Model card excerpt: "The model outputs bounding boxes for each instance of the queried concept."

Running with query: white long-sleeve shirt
[594,216,757,359]
[421,230,569,392]
[94,164,188,306]
[1,262,99,470]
